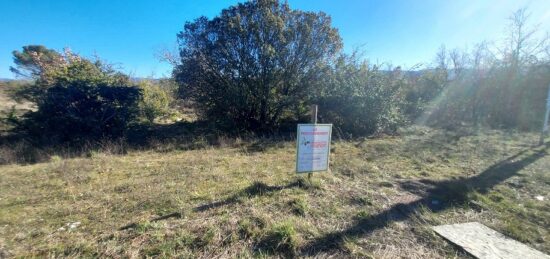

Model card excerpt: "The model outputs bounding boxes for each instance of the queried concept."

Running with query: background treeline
[2,0,550,146]
[408,9,550,131]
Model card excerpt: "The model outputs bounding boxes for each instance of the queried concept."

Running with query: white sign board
[296,124,332,173]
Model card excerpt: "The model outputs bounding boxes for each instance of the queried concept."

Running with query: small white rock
[57,227,66,231]
[68,222,81,229]
[535,195,544,201]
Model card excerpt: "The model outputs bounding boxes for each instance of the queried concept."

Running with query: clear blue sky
[1,0,549,79]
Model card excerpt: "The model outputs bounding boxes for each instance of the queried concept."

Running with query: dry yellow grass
[0,127,549,258]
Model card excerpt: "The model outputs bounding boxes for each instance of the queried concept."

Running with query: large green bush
[25,82,141,142]
[138,81,173,123]
[16,50,143,143]
[315,55,405,136]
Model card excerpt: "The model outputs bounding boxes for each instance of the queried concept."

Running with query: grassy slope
[0,82,35,116]
[0,127,549,258]
[0,82,35,135]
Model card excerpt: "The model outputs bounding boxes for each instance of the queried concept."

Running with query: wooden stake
[310,104,318,124]
[308,104,318,181]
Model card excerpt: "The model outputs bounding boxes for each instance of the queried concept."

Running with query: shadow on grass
[194,180,306,212]
[119,212,183,231]
[0,121,208,164]
[300,144,548,256]
[0,120,294,165]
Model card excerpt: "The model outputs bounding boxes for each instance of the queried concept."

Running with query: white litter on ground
[433,222,549,259]
[58,222,81,232]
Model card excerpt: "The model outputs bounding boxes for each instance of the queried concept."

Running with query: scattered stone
[535,195,544,201]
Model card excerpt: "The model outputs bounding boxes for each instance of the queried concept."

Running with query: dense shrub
[138,81,173,123]
[16,50,143,143]
[315,55,405,136]
[24,82,141,142]
[401,69,447,121]
[7,46,182,143]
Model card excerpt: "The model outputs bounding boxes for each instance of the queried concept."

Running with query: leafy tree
[10,45,63,78]
[174,0,342,131]
[7,46,65,102]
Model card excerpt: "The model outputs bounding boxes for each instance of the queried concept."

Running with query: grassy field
[0,125,549,258]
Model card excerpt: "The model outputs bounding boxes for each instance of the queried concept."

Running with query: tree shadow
[300,145,548,256]
[0,120,295,165]
[240,139,290,154]
[194,180,305,212]
[0,120,219,165]
[115,180,308,231]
